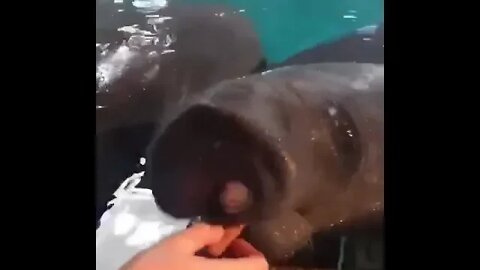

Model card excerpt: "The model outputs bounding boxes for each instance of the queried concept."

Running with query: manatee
[147,63,384,265]
[273,23,384,68]
[96,4,264,133]
[96,3,264,223]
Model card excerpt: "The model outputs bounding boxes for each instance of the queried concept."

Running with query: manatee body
[96,4,263,133]
[275,23,384,68]
[95,4,264,223]
[147,63,384,264]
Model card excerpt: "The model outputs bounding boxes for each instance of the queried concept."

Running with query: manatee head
[146,104,292,225]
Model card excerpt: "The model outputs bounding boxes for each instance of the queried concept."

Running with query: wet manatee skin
[148,63,384,265]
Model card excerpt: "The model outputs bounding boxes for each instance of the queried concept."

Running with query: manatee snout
[147,104,290,225]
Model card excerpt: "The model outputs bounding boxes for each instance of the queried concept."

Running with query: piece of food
[223,238,265,258]
[207,224,245,256]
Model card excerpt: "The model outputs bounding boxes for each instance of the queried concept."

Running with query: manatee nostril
[220,181,252,214]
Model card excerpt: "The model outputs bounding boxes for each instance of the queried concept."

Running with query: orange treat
[207,224,245,257]
[224,238,265,258]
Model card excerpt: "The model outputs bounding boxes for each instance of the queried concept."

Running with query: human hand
[121,223,269,270]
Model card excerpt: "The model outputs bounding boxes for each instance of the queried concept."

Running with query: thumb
[157,223,225,254]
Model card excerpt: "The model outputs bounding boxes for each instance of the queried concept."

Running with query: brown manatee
[146,62,384,265]
[95,4,264,223]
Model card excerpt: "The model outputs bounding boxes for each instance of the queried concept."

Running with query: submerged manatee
[275,23,384,68]
[95,4,264,223]
[147,63,384,264]
[96,4,263,133]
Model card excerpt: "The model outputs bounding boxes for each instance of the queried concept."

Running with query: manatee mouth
[147,104,289,224]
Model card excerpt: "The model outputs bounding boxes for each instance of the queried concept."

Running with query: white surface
[96,171,189,270]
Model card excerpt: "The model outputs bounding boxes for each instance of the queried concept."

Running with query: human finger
[157,223,225,254]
